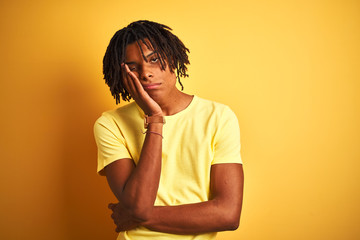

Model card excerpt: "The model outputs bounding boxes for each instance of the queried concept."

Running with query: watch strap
[144,115,165,128]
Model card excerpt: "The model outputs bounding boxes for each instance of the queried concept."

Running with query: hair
[103,20,190,104]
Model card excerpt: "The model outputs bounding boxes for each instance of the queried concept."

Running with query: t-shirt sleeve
[211,106,243,165]
[93,114,132,175]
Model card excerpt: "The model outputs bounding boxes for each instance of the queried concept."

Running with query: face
[124,40,177,100]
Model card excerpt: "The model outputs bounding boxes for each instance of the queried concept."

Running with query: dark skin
[105,40,244,234]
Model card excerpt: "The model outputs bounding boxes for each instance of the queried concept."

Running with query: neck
[154,89,193,116]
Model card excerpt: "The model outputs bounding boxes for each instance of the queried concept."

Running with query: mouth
[142,83,162,90]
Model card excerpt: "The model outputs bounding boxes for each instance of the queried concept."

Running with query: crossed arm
[106,159,244,234]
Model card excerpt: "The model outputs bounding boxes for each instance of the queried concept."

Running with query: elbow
[119,192,156,222]
[131,206,152,222]
[119,194,154,222]
[226,217,240,231]
[220,205,241,231]
[213,198,242,231]
[223,213,240,231]
[122,200,153,222]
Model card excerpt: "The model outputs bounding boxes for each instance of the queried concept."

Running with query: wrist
[148,112,163,117]
[147,123,164,132]
[144,114,165,129]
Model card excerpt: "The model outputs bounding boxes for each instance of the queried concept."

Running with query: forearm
[143,199,241,234]
[143,164,244,234]
[110,123,163,220]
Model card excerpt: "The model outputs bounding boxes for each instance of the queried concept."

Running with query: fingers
[124,64,144,93]
[122,64,136,97]
[108,202,140,233]
[122,63,146,98]
[108,203,116,210]
[121,63,162,115]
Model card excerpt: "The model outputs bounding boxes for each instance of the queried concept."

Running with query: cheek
[129,71,140,79]
[161,67,175,78]
[134,72,140,78]
[169,72,177,84]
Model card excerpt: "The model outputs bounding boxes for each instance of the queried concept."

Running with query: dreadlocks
[103,20,190,104]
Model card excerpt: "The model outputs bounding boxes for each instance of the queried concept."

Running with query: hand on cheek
[122,63,163,116]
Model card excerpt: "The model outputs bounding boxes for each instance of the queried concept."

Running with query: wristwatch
[144,115,166,128]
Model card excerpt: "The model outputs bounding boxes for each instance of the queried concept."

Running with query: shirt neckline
[135,95,197,119]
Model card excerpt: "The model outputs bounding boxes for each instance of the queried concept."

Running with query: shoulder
[95,102,140,125]
[94,102,142,134]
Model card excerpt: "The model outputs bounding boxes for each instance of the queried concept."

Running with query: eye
[150,57,159,63]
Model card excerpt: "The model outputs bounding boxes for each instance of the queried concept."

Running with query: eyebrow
[125,51,157,65]
[145,51,156,58]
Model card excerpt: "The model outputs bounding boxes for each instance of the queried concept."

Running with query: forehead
[125,39,154,61]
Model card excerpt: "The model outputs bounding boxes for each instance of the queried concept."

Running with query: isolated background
[0,0,359,239]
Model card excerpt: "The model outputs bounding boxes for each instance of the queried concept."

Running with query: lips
[142,83,161,90]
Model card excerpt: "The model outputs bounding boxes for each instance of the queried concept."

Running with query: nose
[139,64,153,81]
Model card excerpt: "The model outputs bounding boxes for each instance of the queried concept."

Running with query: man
[94,20,244,240]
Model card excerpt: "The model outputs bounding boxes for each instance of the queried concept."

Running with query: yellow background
[0,0,359,239]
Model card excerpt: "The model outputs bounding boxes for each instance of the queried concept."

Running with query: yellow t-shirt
[94,96,242,240]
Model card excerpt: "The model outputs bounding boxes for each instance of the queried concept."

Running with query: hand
[108,202,140,233]
[122,63,163,116]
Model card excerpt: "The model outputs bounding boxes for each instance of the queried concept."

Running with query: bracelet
[143,130,164,139]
